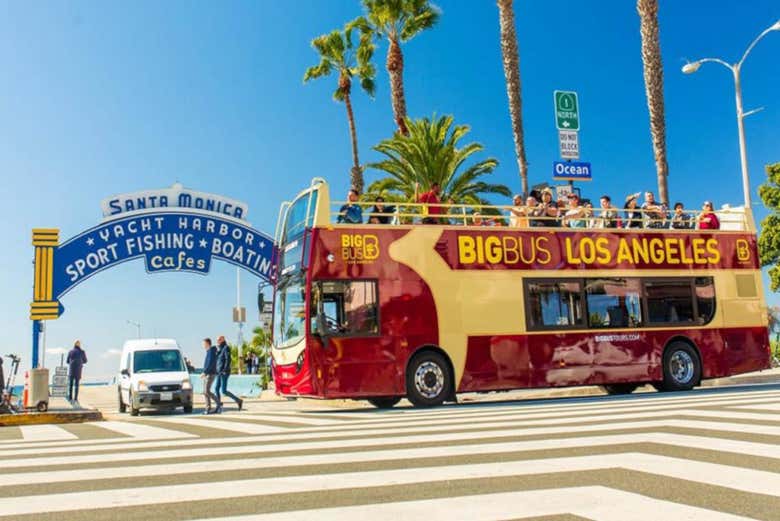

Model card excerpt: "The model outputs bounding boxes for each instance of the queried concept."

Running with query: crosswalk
[1,384,779,520]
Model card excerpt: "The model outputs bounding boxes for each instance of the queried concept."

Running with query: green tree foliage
[360,0,440,134]
[304,19,376,192]
[758,163,780,290]
[366,115,509,208]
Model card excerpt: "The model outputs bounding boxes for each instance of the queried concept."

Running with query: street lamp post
[126,320,141,339]
[682,19,780,209]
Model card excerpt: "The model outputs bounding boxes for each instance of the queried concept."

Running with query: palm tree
[304,20,376,193]
[637,0,669,205]
[366,115,509,209]
[496,0,529,198]
[362,0,440,135]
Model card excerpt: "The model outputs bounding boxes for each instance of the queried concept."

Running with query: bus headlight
[181,380,192,391]
[296,352,304,373]
[137,381,148,392]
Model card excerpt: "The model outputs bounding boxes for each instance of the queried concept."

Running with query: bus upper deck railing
[327,200,751,232]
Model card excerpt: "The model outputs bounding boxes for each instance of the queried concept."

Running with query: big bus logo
[341,234,380,264]
[735,239,751,262]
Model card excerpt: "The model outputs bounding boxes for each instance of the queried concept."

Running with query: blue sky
[1,1,778,378]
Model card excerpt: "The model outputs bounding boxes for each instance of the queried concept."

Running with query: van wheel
[659,341,701,392]
[367,397,402,409]
[118,388,127,413]
[601,384,638,395]
[129,391,140,416]
[406,351,452,408]
[183,405,193,414]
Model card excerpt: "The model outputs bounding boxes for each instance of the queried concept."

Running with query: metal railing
[329,200,750,231]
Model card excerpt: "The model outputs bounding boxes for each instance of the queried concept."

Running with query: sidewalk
[16,367,780,420]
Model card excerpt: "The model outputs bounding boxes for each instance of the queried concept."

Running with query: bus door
[312,280,398,396]
[587,278,652,383]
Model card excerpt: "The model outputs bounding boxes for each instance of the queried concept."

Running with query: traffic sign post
[558,130,579,159]
[554,90,580,131]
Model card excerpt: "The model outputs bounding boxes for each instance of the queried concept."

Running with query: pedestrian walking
[215,335,243,412]
[201,338,219,415]
[66,340,87,403]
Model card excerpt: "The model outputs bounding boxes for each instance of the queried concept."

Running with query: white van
[117,338,193,415]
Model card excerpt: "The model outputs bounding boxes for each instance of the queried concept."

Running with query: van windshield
[133,349,185,373]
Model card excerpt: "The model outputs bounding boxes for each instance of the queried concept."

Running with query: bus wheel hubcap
[670,351,694,384]
[415,362,444,399]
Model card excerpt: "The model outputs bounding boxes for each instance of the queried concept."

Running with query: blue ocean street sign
[553,160,592,181]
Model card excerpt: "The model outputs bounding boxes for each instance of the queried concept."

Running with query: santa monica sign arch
[29,183,277,366]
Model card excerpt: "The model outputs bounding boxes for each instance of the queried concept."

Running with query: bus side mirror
[121,369,130,377]
[316,314,331,346]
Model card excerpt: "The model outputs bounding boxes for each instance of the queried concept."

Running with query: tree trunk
[342,78,364,193]
[387,37,409,135]
[637,0,669,205]
[497,0,529,198]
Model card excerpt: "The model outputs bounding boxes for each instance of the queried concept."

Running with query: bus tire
[367,397,402,409]
[660,341,701,392]
[406,351,452,408]
[601,383,638,395]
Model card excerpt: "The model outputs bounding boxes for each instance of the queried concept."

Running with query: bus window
[318,280,379,336]
[645,280,695,324]
[525,280,584,329]
[585,278,643,328]
[695,277,716,324]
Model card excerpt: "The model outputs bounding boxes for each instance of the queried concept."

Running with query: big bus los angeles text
[269,179,770,408]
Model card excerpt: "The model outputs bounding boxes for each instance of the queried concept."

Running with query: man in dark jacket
[201,338,219,414]
[215,336,242,412]
[66,340,87,403]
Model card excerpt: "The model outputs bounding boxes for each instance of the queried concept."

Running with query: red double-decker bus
[270,179,771,408]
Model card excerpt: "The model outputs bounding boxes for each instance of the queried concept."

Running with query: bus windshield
[274,276,306,348]
[283,189,317,244]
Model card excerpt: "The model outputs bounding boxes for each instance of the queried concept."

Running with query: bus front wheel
[658,341,701,392]
[406,351,452,408]
[367,397,402,409]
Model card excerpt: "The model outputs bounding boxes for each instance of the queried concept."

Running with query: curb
[0,410,103,427]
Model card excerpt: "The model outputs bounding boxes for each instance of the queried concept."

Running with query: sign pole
[31,320,40,369]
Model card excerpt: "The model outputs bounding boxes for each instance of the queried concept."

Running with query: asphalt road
[1,383,779,520]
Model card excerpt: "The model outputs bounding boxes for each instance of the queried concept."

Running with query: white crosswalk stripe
[1,385,778,520]
[200,487,754,521]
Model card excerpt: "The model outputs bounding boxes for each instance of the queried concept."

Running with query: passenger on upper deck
[641,191,668,229]
[623,193,643,229]
[598,195,620,229]
[536,188,559,227]
[670,202,693,230]
[416,182,443,224]
[337,188,363,224]
[368,196,395,224]
[697,201,720,230]
[509,194,530,228]
[562,194,586,228]
[471,212,487,226]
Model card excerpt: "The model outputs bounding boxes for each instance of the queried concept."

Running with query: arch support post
[31,229,61,367]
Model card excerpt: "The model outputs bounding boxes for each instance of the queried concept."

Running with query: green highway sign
[554,90,580,131]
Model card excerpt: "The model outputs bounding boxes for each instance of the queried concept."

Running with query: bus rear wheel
[406,351,452,408]
[601,383,638,395]
[367,397,402,409]
[658,341,701,392]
